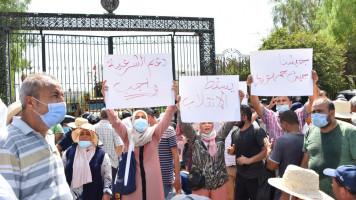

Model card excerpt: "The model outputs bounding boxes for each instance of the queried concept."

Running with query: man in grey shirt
[265,110,305,200]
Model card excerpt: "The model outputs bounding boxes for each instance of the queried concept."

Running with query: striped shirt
[158,127,178,185]
[261,106,309,141]
[94,120,123,168]
[0,117,72,200]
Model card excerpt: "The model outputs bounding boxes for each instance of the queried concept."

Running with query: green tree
[317,0,356,75]
[260,28,347,98]
[216,58,250,81]
[270,0,323,33]
[0,0,31,12]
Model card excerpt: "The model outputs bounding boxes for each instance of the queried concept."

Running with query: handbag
[186,168,205,191]
[113,136,136,195]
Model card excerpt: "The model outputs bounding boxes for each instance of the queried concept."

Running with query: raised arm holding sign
[247,49,319,141]
[103,54,175,109]
[179,75,241,123]
[250,49,314,96]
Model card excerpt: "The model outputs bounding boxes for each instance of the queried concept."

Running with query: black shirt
[231,123,267,178]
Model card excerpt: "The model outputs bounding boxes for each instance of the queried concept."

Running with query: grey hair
[350,96,356,107]
[19,73,59,109]
[100,108,108,119]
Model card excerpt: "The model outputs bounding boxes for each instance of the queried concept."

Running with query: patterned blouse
[62,150,112,199]
[178,113,235,190]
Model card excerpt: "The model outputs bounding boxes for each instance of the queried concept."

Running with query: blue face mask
[78,141,92,148]
[134,118,149,132]
[63,127,70,132]
[32,97,66,128]
[312,113,329,128]
[276,104,290,113]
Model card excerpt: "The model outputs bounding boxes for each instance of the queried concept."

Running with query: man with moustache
[301,97,356,198]
[228,104,267,200]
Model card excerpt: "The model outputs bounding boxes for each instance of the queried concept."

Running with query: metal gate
[7,32,199,115]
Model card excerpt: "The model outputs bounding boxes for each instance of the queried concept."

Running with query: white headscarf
[127,110,158,147]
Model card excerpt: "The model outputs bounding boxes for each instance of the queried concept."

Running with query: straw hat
[67,118,90,129]
[6,101,22,126]
[333,100,353,119]
[268,165,333,200]
[69,118,98,146]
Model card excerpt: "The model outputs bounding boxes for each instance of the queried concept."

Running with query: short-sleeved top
[94,120,123,169]
[269,133,304,178]
[50,124,64,134]
[231,123,267,178]
[262,106,309,141]
[269,133,304,200]
[57,129,74,151]
[158,126,178,185]
[0,117,72,199]
[303,121,356,198]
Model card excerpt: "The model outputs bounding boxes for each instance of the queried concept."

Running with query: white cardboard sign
[104,54,175,109]
[250,48,313,96]
[179,75,241,123]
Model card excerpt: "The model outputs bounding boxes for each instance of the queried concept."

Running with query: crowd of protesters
[1,72,356,200]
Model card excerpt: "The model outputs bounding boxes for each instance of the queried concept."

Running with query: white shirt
[224,126,238,166]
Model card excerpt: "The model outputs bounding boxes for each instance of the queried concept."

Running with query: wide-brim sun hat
[6,101,22,126]
[67,117,89,129]
[333,100,353,119]
[268,165,333,200]
[69,118,98,146]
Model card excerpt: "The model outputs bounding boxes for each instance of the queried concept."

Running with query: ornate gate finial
[101,0,120,14]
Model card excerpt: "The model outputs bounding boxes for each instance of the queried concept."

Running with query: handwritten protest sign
[179,75,241,123]
[104,54,175,109]
[250,48,313,96]
[239,81,248,105]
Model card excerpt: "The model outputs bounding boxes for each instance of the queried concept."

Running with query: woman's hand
[102,193,110,200]
[176,96,181,111]
[172,80,178,101]
[101,80,108,103]
[239,90,244,104]
[246,75,253,87]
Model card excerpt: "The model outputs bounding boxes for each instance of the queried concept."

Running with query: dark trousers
[235,175,259,200]
[112,167,117,200]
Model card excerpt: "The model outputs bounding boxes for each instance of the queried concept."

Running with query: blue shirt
[57,129,73,151]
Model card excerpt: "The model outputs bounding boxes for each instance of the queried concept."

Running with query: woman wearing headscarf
[176,90,244,200]
[101,80,177,200]
[62,118,112,200]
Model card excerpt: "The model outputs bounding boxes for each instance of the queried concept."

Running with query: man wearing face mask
[247,70,319,142]
[227,104,267,200]
[264,110,305,200]
[300,97,356,198]
[0,73,72,199]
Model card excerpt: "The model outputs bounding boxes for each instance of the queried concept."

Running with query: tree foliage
[270,0,356,78]
[260,28,347,98]
[270,0,323,33]
[0,0,32,12]
[216,58,250,81]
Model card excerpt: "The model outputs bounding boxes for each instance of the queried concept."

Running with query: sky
[27,0,275,55]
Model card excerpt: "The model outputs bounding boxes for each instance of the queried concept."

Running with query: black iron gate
[7,32,200,115]
[0,12,216,112]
